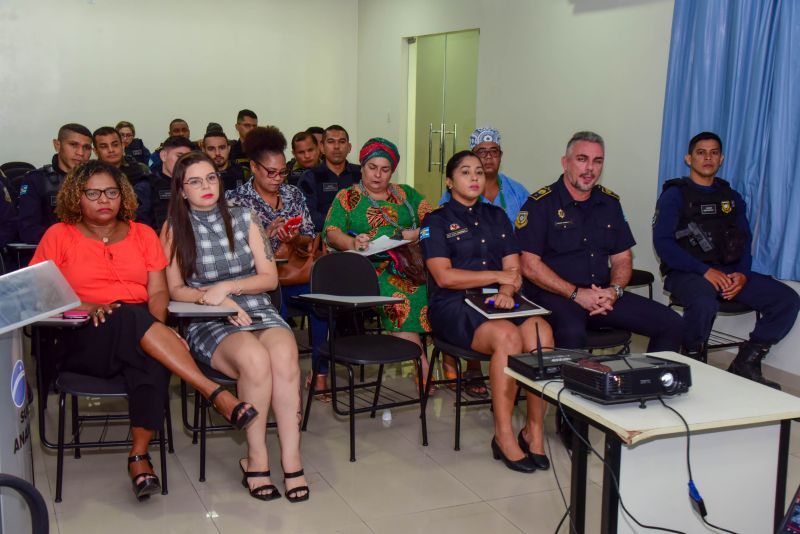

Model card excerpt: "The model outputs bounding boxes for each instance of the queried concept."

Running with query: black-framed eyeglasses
[183,173,221,189]
[253,159,290,179]
[82,188,121,200]
[474,148,502,159]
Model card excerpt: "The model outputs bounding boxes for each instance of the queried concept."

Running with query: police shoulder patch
[515,211,529,229]
[419,227,430,240]
[597,185,619,200]
[529,186,552,201]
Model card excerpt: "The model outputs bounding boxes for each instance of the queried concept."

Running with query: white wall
[0,0,359,165]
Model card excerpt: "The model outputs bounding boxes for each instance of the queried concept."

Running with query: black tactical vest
[40,165,63,216]
[663,177,746,265]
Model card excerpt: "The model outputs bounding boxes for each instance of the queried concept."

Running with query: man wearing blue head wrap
[439,127,529,225]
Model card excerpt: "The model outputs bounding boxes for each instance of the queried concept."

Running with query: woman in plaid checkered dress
[163,152,308,503]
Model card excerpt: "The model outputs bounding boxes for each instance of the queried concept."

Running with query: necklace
[81,222,118,244]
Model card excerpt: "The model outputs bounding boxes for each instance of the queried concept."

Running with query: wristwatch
[569,287,578,301]
[611,284,624,299]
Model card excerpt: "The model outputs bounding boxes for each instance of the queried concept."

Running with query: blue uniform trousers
[665,271,800,349]
[527,288,683,352]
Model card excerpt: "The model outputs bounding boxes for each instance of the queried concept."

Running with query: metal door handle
[427,123,443,172]
[444,123,457,159]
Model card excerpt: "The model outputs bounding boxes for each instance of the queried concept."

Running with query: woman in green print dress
[324,137,433,380]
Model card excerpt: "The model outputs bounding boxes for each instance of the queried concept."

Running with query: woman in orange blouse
[31,160,257,501]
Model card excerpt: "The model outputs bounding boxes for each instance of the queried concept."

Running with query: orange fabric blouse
[30,222,168,305]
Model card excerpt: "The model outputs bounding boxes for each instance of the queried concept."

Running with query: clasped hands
[487,267,522,309]
[574,285,618,316]
[704,268,747,300]
[196,282,252,326]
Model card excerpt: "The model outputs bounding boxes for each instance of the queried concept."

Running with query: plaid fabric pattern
[185,206,289,363]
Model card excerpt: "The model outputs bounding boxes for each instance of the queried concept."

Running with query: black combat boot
[681,343,707,363]
[727,341,781,390]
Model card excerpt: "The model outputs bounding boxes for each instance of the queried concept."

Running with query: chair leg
[347,365,356,462]
[71,395,80,459]
[55,393,66,503]
[418,356,428,447]
[159,418,168,495]
[199,397,207,482]
[454,358,463,451]
[165,400,175,454]
[302,357,322,431]
[192,390,200,444]
[369,364,384,418]
[359,364,365,382]
[422,350,438,414]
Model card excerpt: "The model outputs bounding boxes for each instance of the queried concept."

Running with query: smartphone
[63,310,90,319]
[282,216,303,232]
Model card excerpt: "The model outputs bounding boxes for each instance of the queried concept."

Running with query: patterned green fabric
[325,184,432,333]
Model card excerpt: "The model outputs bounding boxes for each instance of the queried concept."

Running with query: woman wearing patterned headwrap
[324,137,434,383]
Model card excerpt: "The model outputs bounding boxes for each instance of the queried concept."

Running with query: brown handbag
[275,234,326,286]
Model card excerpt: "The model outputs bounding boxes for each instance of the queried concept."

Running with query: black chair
[627,269,656,299]
[300,253,428,461]
[32,324,172,502]
[0,474,49,534]
[171,288,281,483]
[1,162,35,201]
[669,295,756,352]
[584,327,632,354]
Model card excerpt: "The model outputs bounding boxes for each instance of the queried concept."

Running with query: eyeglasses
[474,148,502,159]
[82,187,121,200]
[253,159,290,179]
[183,173,221,189]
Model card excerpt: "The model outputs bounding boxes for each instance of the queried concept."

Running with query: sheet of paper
[347,235,409,256]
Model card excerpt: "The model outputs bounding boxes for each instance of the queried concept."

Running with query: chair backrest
[0,161,35,173]
[310,252,380,296]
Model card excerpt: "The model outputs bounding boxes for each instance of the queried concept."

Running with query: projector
[561,354,691,405]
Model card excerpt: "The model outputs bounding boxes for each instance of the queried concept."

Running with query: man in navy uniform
[654,131,799,388]
[518,131,682,351]
[229,109,258,169]
[135,136,192,232]
[202,128,248,191]
[298,124,361,232]
[17,123,93,243]
[92,126,151,186]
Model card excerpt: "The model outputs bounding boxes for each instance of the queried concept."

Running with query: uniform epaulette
[529,186,552,201]
[596,185,619,200]
[432,203,445,211]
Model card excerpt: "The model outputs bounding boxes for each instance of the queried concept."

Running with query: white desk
[507,351,800,534]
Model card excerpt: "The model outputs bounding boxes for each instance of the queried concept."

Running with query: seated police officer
[297,124,361,232]
[202,127,248,191]
[116,121,151,166]
[518,131,683,352]
[229,109,258,169]
[149,118,196,174]
[93,126,151,185]
[286,131,321,186]
[135,136,193,232]
[17,123,93,244]
[654,132,800,388]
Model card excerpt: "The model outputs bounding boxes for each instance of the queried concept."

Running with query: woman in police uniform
[421,151,553,473]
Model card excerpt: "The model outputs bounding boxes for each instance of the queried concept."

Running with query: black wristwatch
[569,287,578,301]
[611,284,624,299]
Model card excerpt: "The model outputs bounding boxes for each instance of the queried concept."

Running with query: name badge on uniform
[554,220,574,229]
[322,182,338,192]
[50,195,58,207]
[446,228,469,239]
[158,190,172,200]
[700,204,717,215]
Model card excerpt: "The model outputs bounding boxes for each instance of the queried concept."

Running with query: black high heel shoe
[209,386,258,430]
[491,437,536,473]
[128,454,161,501]
[517,429,550,470]
[283,468,310,503]
[239,459,281,501]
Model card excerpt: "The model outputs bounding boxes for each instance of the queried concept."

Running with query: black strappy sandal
[283,469,310,503]
[208,386,258,430]
[239,459,281,501]
[128,454,161,501]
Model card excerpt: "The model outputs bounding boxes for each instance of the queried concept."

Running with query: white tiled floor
[27,335,800,534]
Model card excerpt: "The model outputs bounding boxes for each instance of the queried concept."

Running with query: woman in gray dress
[162,152,308,503]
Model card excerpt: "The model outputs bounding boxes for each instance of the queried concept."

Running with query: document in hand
[464,294,550,320]
[347,235,410,256]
